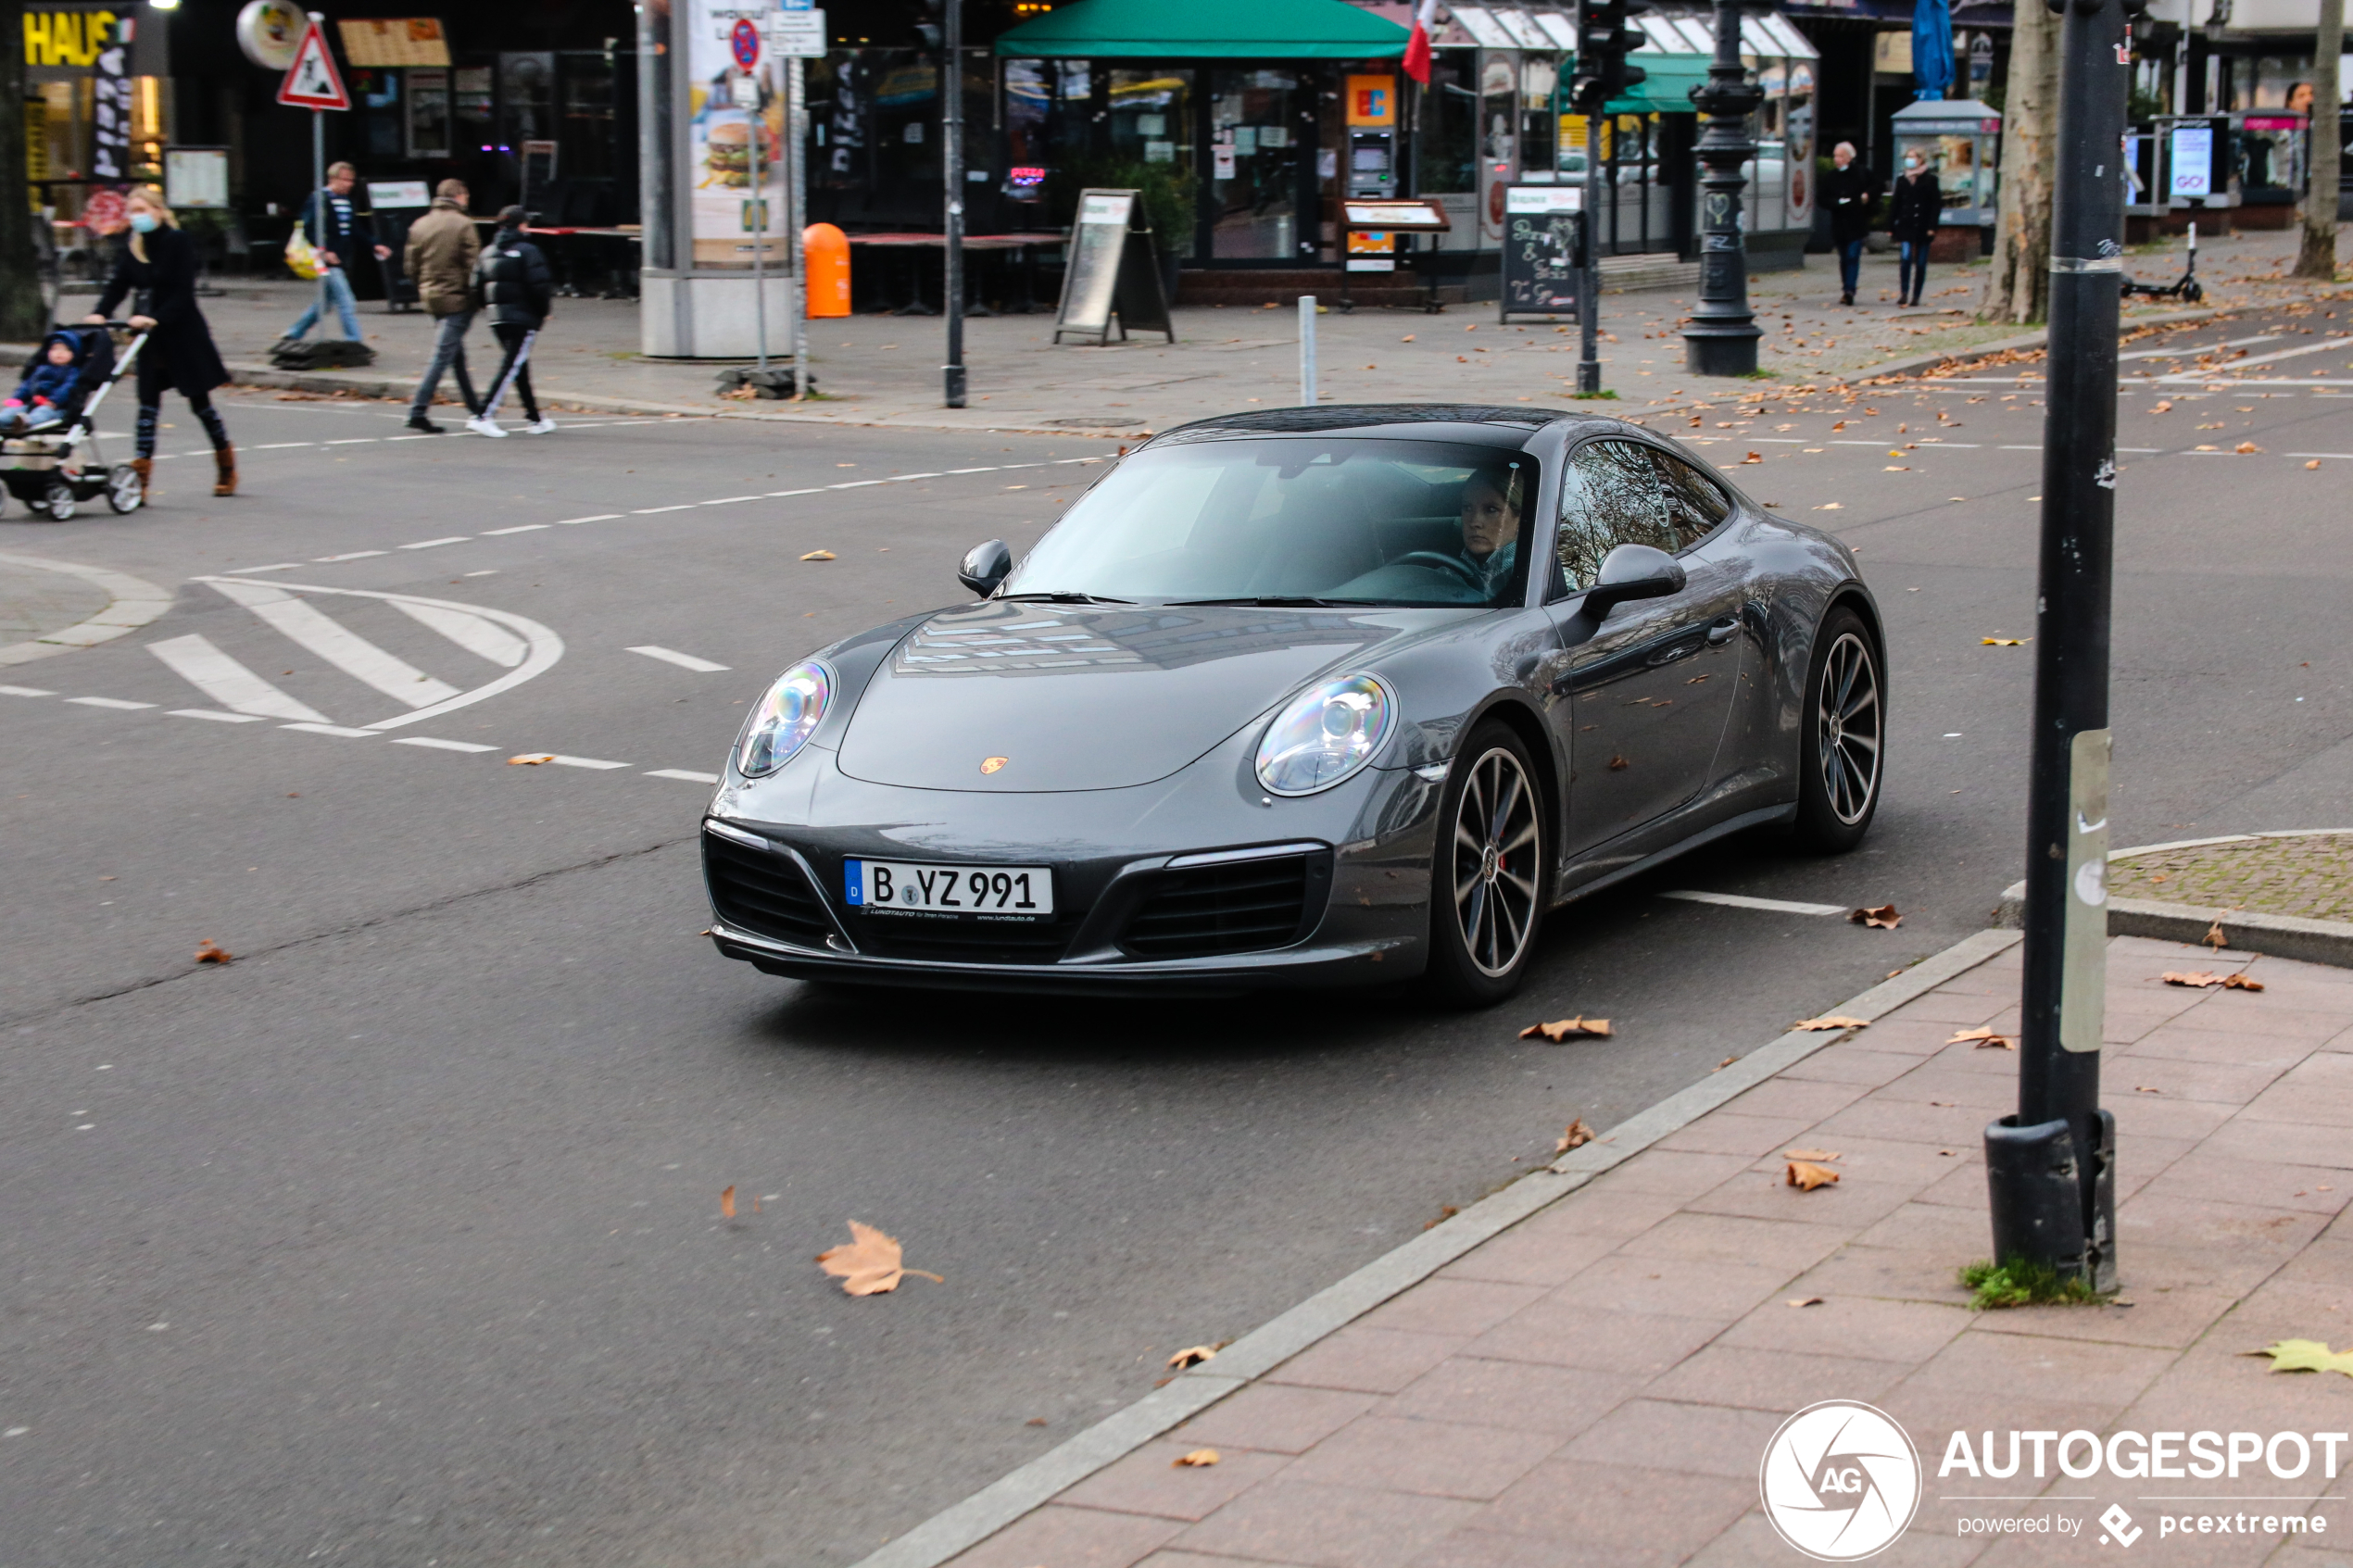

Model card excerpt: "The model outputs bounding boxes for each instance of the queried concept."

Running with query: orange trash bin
[804,223,850,318]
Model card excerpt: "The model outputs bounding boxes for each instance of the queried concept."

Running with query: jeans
[286,266,362,341]
[409,309,481,418]
[483,323,541,423]
[1837,239,1865,298]
[1898,240,1928,302]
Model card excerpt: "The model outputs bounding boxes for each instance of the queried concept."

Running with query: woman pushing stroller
[84,184,236,501]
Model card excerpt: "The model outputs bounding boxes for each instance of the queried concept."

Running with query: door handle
[1705,617,1740,646]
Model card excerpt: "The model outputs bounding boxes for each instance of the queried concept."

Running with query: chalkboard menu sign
[1052,189,1176,346]
[1501,186,1583,322]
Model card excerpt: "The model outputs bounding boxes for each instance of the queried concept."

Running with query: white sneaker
[465,415,508,439]
[526,418,558,434]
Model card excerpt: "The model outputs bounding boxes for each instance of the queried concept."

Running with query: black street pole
[1983,0,2132,1292]
[1577,107,1603,393]
[942,0,967,408]
[1680,0,1762,376]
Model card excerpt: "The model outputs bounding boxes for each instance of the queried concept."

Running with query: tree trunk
[0,0,49,340]
[2296,0,2344,281]
[1984,0,2059,324]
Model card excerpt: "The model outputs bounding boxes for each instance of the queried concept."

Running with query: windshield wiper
[997,591,1136,605]
[1165,596,1366,608]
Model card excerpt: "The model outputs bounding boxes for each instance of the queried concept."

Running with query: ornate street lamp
[1680,0,1764,375]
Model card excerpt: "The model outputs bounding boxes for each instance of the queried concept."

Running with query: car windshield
[999,437,1540,608]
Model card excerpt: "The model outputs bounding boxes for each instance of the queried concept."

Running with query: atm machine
[1344,74,1400,271]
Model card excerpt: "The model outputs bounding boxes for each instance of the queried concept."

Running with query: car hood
[834,601,1415,792]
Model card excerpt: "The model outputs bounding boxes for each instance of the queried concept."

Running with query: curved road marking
[0,551,174,667]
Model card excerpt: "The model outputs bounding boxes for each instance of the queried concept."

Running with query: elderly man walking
[283,161,389,343]
[403,180,483,433]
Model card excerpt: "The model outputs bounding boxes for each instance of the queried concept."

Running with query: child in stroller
[1,331,91,434]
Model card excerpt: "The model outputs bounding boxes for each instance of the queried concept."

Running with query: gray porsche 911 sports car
[701,405,1883,1004]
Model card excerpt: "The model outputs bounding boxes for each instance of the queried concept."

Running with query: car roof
[1145,404,1638,451]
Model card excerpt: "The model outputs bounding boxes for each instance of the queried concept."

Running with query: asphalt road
[1,304,2347,1566]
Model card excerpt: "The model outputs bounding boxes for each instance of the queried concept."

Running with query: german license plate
[844,859,1053,919]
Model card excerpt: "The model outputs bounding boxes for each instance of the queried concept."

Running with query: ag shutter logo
[1760,1400,1923,1561]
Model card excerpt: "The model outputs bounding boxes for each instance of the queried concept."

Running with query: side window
[1649,450,1732,540]
[1553,440,1674,595]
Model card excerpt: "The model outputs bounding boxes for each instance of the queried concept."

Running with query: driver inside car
[1453,466,1521,595]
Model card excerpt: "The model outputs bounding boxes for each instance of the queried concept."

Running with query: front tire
[1424,722,1547,1007]
[41,480,74,521]
[1793,607,1883,853]
[106,465,143,514]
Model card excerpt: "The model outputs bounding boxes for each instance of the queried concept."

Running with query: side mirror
[1583,543,1686,616]
[957,539,1013,597]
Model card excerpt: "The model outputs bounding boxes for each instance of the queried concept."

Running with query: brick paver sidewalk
[937,935,2353,1568]
[2111,835,2353,927]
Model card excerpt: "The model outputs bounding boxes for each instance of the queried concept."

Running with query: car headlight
[736,659,833,778]
[1254,674,1395,797]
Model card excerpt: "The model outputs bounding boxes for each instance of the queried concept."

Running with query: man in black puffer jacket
[469,207,555,437]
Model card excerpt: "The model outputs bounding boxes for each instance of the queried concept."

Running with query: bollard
[1298,295,1317,407]
[804,223,850,318]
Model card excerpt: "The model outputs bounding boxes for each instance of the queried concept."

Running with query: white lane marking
[766,488,824,497]
[67,696,155,709]
[1660,889,1850,917]
[325,438,380,445]
[1999,445,2043,451]
[2289,452,2353,459]
[281,722,379,737]
[225,562,305,573]
[398,536,472,550]
[831,479,887,489]
[0,552,175,667]
[484,524,549,535]
[2154,338,2351,383]
[253,442,315,449]
[146,633,333,722]
[385,435,436,443]
[389,600,529,669]
[169,709,270,722]
[699,495,761,506]
[626,645,731,672]
[393,736,497,752]
[631,505,696,514]
[2118,333,2280,361]
[557,514,623,524]
[647,769,720,784]
[545,754,630,770]
[202,580,464,708]
[1,684,57,696]
[315,550,387,562]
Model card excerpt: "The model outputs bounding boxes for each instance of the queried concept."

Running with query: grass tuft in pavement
[1960,1256,2108,1311]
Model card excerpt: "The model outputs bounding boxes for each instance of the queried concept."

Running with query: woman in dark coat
[86,185,235,500]
[1887,151,1943,308]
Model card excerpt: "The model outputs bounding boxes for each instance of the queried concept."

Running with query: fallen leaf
[194,940,233,965]
[1883,465,1911,471]
[1815,502,1843,510]
[721,1185,736,1219]
[800,549,837,561]
[2136,1085,2163,1094]
[2152,400,2173,412]
[1520,1016,1613,1042]
[1174,1449,1221,1467]
[1743,451,1764,464]
[1786,1160,1842,1191]
[2162,971,2227,988]
[1167,1345,1219,1370]
[1607,754,1629,771]
[1555,1118,1597,1155]
[1785,1148,1842,1161]
[2235,441,2261,454]
[1982,637,2026,646]
[2205,921,2229,950]
[2309,459,2325,470]
[2252,1338,2353,1376]
[2224,973,2266,991]
[1717,1056,1738,1070]
[815,1220,944,1297]
[1950,1026,2014,1049]
[1786,1296,1825,1308]
[1849,903,1902,930]
[1026,1416,1049,1426]
[1793,1015,1870,1032]
[508,753,556,765]
[1401,333,1415,342]
[1423,1204,1459,1230]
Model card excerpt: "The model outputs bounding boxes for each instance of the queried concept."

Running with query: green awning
[993,0,1409,59]
[1603,53,1712,116]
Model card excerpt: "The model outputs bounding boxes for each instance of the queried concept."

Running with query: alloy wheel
[1451,746,1541,977]
[1816,631,1881,825]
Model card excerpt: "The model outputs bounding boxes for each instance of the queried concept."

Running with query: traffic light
[1568,0,1649,113]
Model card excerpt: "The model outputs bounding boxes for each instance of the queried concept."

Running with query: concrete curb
[1843,305,2223,385]
[0,550,175,667]
[841,926,2023,1568]
[1994,831,2353,969]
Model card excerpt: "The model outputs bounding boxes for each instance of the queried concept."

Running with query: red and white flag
[1403,0,1440,85]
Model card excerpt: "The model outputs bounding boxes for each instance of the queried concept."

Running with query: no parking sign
[729,17,762,72]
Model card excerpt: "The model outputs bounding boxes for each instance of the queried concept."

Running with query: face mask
[129,212,157,233]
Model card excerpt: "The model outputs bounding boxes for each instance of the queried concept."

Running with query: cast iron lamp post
[1680,0,1764,375]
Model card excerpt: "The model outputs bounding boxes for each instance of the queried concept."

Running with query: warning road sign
[275,17,350,111]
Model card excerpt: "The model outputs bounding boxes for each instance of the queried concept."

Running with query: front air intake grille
[703,831,832,948]
[1121,854,1314,960]
[847,913,1077,966]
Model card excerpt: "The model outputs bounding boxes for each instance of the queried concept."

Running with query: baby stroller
[0,321,148,520]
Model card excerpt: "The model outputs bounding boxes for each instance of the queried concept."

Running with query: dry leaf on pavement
[1786,1160,1842,1191]
[1786,1296,1825,1308]
[508,753,556,765]
[2152,400,2173,413]
[194,940,233,965]
[2162,971,2227,988]
[721,1185,736,1219]
[1950,1026,2014,1049]
[1982,637,2026,646]
[2205,921,2229,949]
[815,1221,944,1297]
[1555,1118,1597,1155]
[1173,1449,1222,1467]
[1784,1148,1841,1162]
[1793,1015,1869,1032]
[1166,1345,1220,1370]
[1520,1016,1612,1042]
[2235,442,2260,454]
[1849,903,1902,930]
[800,549,837,561]
[2224,973,2265,991]
[2251,1339,2353,1376]
[2309,459,2325,470]
[1743,451,1764,464]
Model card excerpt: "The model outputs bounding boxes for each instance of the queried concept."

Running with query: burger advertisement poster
[688,0,785,267]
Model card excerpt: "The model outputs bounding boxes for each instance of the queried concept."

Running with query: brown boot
[130,458,151,500]
[212,445,236,497]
